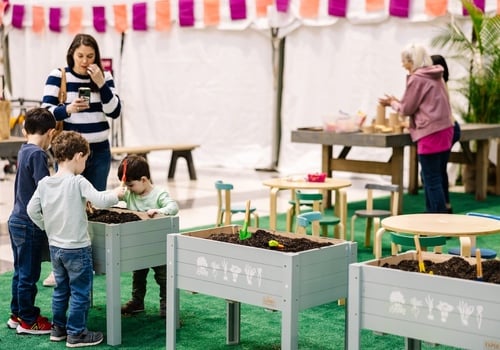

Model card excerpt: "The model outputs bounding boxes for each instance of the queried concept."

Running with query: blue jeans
[50,245,93,336]
[419,151,449,213]
[82,148,111,191]
[8,216,47,323]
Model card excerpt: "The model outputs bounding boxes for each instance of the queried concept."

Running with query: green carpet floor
[1,191,499,349]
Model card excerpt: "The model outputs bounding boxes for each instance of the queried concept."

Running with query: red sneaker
[16,315,52,335]
[6,314,20,329]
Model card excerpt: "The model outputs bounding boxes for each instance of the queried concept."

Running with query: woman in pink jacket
[379,44,453,213]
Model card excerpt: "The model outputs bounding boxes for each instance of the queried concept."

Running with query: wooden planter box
[88,210,179,346]
[166,225,357,350]
[348,251,500,350]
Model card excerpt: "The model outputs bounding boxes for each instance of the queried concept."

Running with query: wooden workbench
[291,123,500,212]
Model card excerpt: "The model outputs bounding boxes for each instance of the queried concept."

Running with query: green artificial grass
[1,191,499,349]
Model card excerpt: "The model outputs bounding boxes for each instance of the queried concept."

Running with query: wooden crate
[167,225,357,350]
[348,251,500,349]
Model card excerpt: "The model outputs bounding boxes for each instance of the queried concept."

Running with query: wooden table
[0,136,25,158]
[291,123,500,213]
[374,213,500,259]
[262,177,351,238]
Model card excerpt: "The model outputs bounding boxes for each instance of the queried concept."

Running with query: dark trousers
[131,265,166,306]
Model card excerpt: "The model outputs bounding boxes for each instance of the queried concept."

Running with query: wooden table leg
[374,227,387,259]
[269,187,279,230]
[475,140,489,200]
[322,144,333,208]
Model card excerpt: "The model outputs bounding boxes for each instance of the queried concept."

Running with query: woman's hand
[68,97,90,114]
[378,94,398,107]
[86,64,105,88]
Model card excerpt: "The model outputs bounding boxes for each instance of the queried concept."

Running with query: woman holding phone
[41,33,121,287]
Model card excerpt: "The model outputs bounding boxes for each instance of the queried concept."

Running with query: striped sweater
[42,67,121,151]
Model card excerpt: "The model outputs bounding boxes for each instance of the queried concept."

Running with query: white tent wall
[119,27,274,169]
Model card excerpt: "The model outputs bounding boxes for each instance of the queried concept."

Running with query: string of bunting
[0,0,497,32]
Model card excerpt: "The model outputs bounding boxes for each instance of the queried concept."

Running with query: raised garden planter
[348,251,500,350]
[88,209,179,346]
[166,225,357,350]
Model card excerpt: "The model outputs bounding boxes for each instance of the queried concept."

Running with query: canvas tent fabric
[1,0,489,180]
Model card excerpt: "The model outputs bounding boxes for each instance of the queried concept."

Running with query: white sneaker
[43,271,56,287]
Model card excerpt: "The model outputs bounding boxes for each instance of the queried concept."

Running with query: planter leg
[405,337,422,350]
[226,300,240,345]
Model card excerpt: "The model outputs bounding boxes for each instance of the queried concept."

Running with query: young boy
[27,131,125,347]
[7,108,56,334]
[117,155,179,318]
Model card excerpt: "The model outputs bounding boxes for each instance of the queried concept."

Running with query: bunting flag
[68,7,83,34]
[230,0,247,20]
[32,6,45,33]
[133,2,147,30]
[113,4,128,33]
[328,0,348,17]
[179,0,195,27]
[389,0,410,18]
[49,7,62,32]
[256,0,272,17]
[204,0,220,26]
[463,0,485,15]
[300,0,320,18]
[93,6,106,32]
[425,0,447,16]
[498,0,500,15]
[276,0,290,13]
[12,4,24,29]
[0,1,7,26]
[366,0,384,12]
[155,0,171,31]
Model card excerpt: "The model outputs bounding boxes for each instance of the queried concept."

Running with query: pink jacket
[393,65,453,142]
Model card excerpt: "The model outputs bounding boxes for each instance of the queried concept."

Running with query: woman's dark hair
[66,33,104,91]
[431,54,449,83]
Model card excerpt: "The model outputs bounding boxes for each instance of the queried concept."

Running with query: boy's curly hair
[51,131,90,162]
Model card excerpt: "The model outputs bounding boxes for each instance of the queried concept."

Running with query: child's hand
[114,186,126,199]
[147,209,160,218]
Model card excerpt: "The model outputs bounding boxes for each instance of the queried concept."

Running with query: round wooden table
[262,177,351,238]
[374,213,500,258]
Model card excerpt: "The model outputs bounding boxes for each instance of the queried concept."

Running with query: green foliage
[431,0,500,124]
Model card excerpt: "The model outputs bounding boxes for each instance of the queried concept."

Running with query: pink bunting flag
[328,0,347,17]
[133,2,147,31]
[93,6,106,33]
[12,4,25,29]
[230,0,246,19]
[276,0,290,13]
[179,0,195,27]
[0,1,7,26]
[389,0,410,17]
[49,7,62,32]
[463,0,485,15]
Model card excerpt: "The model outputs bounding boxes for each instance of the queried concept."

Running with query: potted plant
[431,0,500,193]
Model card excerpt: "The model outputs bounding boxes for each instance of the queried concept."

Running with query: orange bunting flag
[68,7,83,34]
[32,6,45,33]
[366,0,384,12]
[425,0,447,16]
[255,0,273,18]
[498,0,500,15]
[204,0,220,26]
[113,5,128,33]
[300,0,320,18]
[155,0,171,31]
[0,2,7,26]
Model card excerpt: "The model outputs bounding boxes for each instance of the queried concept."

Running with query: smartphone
[78,87,91,102]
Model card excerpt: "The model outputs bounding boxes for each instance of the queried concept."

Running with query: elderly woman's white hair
[401,43,433,71]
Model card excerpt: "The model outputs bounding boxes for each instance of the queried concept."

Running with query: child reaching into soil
[27,131,125,347]
[7,108,56,335]
[117,154,179,318]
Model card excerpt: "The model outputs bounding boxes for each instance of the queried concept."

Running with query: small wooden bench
[111,144,199,180]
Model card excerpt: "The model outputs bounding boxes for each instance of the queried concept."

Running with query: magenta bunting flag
[463,0,485,15]
[93,6,106,32]
[389,0,410,17]
[276,0,290,13]
[133,2,147,30]
[179,0,194,26]
[328,0,347,17]
[12,4,25,29]
[49,7,62,32]
[230,0,247,20]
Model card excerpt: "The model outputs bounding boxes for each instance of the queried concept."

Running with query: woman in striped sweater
[42,33,121,192]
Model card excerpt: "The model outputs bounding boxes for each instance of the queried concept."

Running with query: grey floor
[0,158,384,274]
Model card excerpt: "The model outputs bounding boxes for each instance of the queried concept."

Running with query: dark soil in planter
[383,256,500,284]
[208,229,333,253]
[87,209,142,224]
